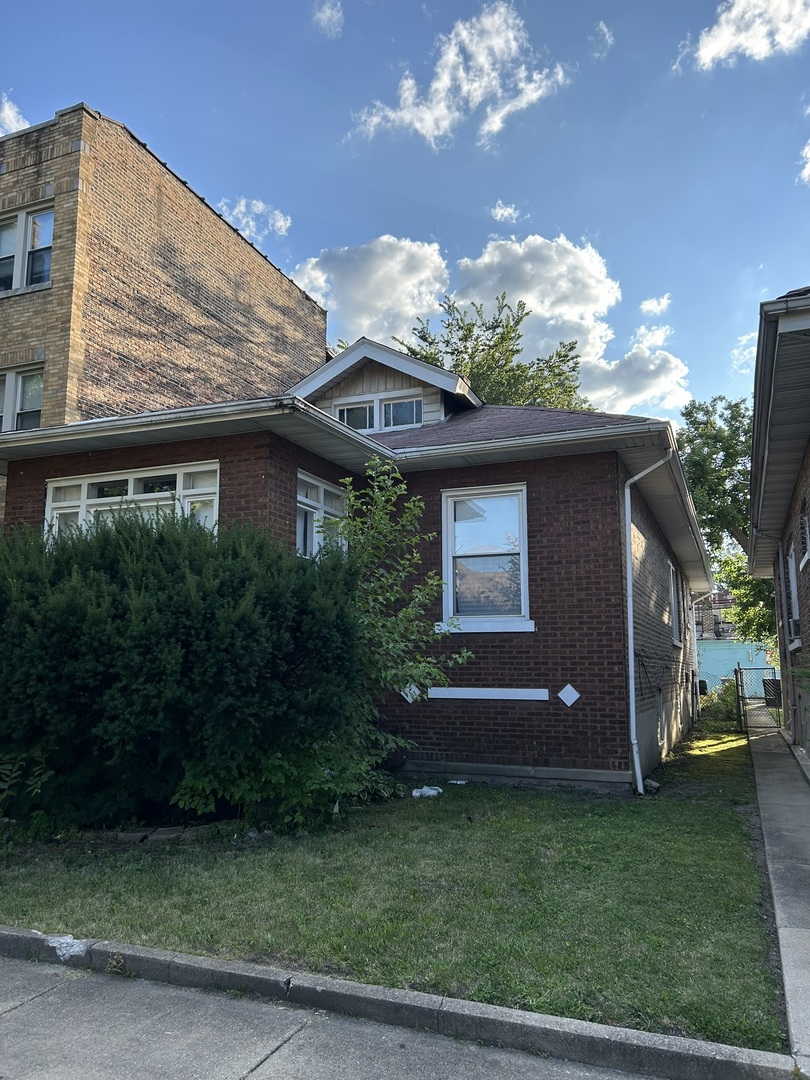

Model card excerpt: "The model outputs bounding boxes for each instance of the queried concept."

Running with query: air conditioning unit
[789,618,801,639]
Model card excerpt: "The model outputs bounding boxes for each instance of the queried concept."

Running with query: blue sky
[4,0,810,420]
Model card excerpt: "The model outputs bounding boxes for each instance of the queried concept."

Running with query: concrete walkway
[1,730,808,1080]
[748,726,810,1077]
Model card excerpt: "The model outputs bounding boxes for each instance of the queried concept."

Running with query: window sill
[437,618,536,634]
[0,281,52,300]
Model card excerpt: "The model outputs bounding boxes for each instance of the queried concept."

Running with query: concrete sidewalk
[748,726,810,1077]
[1,729,808,1080]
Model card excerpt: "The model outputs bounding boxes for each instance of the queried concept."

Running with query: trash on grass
[412,785,443,798]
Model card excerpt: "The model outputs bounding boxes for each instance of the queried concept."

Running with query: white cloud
[217,197,292,243]
[354,1,567,149]
[800,135,810,184]
[455,234,621,363]
[696,0,810,69]
[580,344,691,414]
[293,235,449,341]
[0,93,29,135]
[640,293,671,315]
[293,229,691,415]
[633,324,674,350]
[590,20,615,59]
[313,0,343,38]
[731,330,757,374]
[490,199,519,223]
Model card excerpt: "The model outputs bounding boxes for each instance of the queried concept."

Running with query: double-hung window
[441,484,534,633]
[45,462,219,536]
[0,208,54,292]
[296,472,344,556]
[0,368,43,431]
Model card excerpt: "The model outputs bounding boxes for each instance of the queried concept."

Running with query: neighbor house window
[296,472,344,557]
[441,483,534,633]
[785,545,801,648]
[670,564,682,646]
[0,367,43,431]
[45,462,219,535]
[0,208,53,292]
[334,390,424,433]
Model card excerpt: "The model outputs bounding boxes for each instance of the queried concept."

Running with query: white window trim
[0,205,54,294]
[441,482,535,634]
[44,461,219,534]
[786,545,802,649]
[296,471,344,557]
[0,365,44,431]
[670,563,682,647]
[799,512,810,571]
[332,387,424,433]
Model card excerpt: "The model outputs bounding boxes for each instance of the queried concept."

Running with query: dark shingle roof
[369,404,650,450]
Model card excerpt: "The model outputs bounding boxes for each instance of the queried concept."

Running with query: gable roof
[286,338,482,408]
[749,287,810,576]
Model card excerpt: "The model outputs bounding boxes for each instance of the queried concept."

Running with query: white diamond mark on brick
[558,684,580,707]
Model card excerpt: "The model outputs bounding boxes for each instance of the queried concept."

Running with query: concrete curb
[0,925,798,1080]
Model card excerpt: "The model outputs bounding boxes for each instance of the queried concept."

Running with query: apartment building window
[0,208,54,292]
[45,462,219,536]
[0,368,43,431]
[296,472,344,557]
[441,483,535,633]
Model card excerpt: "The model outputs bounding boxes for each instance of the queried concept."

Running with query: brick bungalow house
[0,337,711,794]
[750,286,810,755]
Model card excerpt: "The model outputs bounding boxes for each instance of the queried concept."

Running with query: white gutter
[625,449,673,794]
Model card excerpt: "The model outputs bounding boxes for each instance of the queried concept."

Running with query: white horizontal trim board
[427,687,549,701]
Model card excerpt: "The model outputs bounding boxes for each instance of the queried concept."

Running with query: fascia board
[287,338,482,407]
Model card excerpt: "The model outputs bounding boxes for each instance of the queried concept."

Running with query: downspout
[625,450,673,794]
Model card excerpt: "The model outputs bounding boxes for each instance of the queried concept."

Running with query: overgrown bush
[0,513,362,829]
[699,679,740,730]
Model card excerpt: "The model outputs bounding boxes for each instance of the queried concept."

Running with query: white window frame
[786,545,802,649]
[799,506,810,571]
[333,387,424,433]
[44,461,219,535]
[669,563,682,647]
[0,366,44,431]
[0,205,54,293]
[441,482,535,634]
[296,471,344,557]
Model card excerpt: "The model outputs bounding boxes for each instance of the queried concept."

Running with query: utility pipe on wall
[625,450,673,794]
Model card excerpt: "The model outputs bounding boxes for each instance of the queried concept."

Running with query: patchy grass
[0,729,785,1052]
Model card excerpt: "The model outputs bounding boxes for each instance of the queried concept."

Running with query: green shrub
[0,514,362,828]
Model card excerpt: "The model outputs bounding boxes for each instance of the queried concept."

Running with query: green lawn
[0,728,786,1053]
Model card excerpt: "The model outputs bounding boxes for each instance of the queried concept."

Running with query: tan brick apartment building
[0,103,325,433]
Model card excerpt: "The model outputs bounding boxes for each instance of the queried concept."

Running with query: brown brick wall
[0,104,326,429]
[629,479,697,772]
[384,453,632,773]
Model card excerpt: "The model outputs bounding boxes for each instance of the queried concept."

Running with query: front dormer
[286,338,481,433]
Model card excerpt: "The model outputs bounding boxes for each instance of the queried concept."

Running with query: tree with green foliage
[394,293,590,409]
[714,551,777,650]
[678,395,777,645]
[678,395,752,555]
